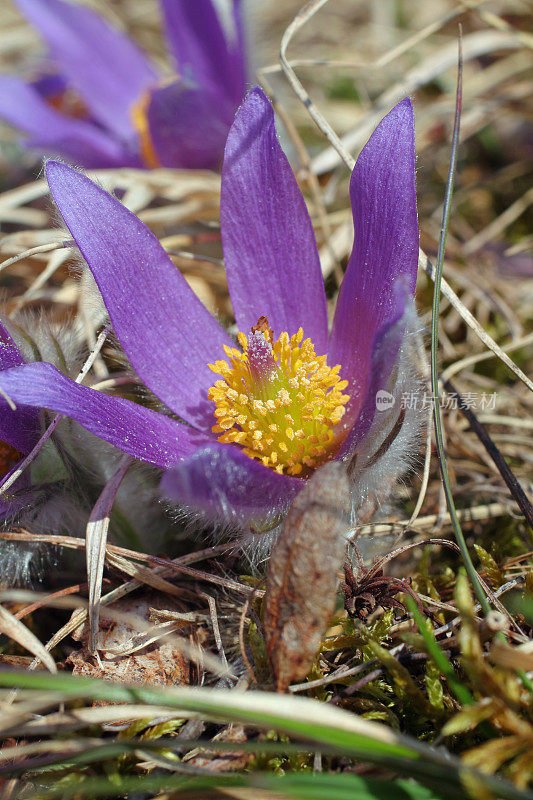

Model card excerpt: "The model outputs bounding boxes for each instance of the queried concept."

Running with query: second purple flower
[0,0,247,170]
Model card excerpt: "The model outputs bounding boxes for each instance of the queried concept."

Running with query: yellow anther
[253,399,266,414]
[208,320,350,476]
[217,418,234,430]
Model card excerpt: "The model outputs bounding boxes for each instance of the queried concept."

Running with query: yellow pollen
[207,320,350,476]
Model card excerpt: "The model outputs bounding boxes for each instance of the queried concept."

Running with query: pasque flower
[0,0,247,169]
[0,88,420,536]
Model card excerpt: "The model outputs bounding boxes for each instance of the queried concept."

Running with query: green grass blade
[428,30,491,614]
[24,771,456,800]
[405,596,473,706]
[0,671,532,800]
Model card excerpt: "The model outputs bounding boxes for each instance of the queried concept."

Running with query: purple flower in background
[0,0,247,169]
[0,88,420,535]
[0,323,40,506]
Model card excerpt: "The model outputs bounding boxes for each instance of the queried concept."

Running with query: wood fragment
[263,462,351,692]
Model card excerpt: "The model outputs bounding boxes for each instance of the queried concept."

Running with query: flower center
[0,441,22,479]
[208,317,350,476]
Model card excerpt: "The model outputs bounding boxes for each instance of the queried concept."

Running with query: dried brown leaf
[263,462,351,692]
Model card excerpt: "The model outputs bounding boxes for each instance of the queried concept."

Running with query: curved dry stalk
[86,454,133,653]
[0,241,70,273]
[279,0,355,171]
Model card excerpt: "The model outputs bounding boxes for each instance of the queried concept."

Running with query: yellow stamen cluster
[208,325,350,476]
[0,441,21,479]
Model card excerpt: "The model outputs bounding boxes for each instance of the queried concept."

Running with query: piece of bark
[263,462,351,692]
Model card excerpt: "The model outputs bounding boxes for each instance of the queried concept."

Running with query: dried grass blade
[0,605,56,673]
[102,620,183,656]
[86,455,133,653]
[279,0,355,171]
[0,241,70,273]
[105,552,191,599]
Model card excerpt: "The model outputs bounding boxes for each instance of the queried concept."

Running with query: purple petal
[0,320,25,372]
[146,80,230,169]
[0,76,139,168]
[0,398,37,455]
[160,443,303,530]
[329,98,419,427]
[160,0,246,107]
[336,280,409,460]
[46,161,232,430]
[221,87,328,352]
[0,362,210,469]
[15,0,156,141]
[0,322,39,454]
